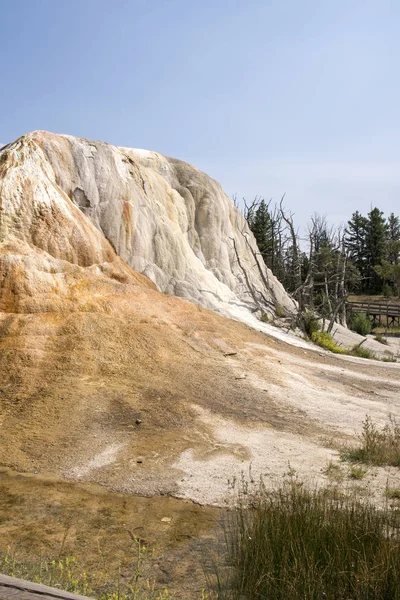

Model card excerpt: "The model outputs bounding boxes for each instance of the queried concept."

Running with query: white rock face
[0,131,296,319]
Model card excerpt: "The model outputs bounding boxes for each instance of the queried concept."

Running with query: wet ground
[0,468,221,599]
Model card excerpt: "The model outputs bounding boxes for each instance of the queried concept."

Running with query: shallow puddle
[0,468,221,598]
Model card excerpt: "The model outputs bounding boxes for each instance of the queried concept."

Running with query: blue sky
[1,0,399,234]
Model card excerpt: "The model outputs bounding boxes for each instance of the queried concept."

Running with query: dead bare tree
[236,193,358,335]
[230,236,276,313]
[305,220,351,333]
[279,196,305,311]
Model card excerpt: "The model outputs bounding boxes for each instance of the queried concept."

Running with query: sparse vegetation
[303,310,321,337]
[349,465,367,479]
[311,330,345,354]
[0,541,174,600]
[209,481,400,600]
[0,472,218,600]
[310,330,378,359]
[275,305,286,318]
[349,311,373,336]
[382,354,397,362]
[375,333,389,345]
[342,415,400,467]
[322,460,344,481]
[386,488,400,500]
[350,343,375,359]
[374,325,400,334]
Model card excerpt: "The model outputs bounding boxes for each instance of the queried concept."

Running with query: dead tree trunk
[280,197,303,312]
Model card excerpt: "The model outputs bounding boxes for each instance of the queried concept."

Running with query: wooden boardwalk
[0,574,93,600]
[347,301,400,327]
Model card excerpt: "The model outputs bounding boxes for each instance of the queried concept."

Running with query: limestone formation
[0,131,295,319]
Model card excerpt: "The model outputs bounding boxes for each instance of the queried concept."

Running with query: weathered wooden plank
[0,574,94,600]
[347,301,400,317]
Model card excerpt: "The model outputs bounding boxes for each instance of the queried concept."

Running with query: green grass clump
[342,415,400,467]
[382,354,397,363]
[375,334,389,345]
[310,333,377,359]
[349,465,367,479]
[211,482,400,600]
[323,461,344,481]
[386,488,400,500]
[311,331,345,354]
[275,305,286,318]
[302,311,321,337]
[350,344,375,359]
[349,312,373,336]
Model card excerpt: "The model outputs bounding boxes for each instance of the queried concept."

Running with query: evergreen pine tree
[386,213,400,265]
[345,211,368,290]
[248,199,279,272]
[250,199,270,259]
[365,207,387,293]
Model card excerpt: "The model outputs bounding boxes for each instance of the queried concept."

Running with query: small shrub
[311,331,345,354]
[341,415,400,467]
[383,283,395,298]
[375,334,388,345]
[350,344,375,359]
[349,465,367,479]
[323,461,344,481]
[349,312,373,336]
[382,354,397,363]
[302,311,321,337]
[275,305,286,318]
[260,312,269,323]
[386,488,400,499]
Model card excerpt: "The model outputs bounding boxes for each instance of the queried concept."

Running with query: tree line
[240,196,400,327]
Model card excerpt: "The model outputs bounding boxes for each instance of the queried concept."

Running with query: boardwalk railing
[0,573,93,600]
[347,301,400,327]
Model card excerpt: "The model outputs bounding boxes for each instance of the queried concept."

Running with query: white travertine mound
[0,131,295,319]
